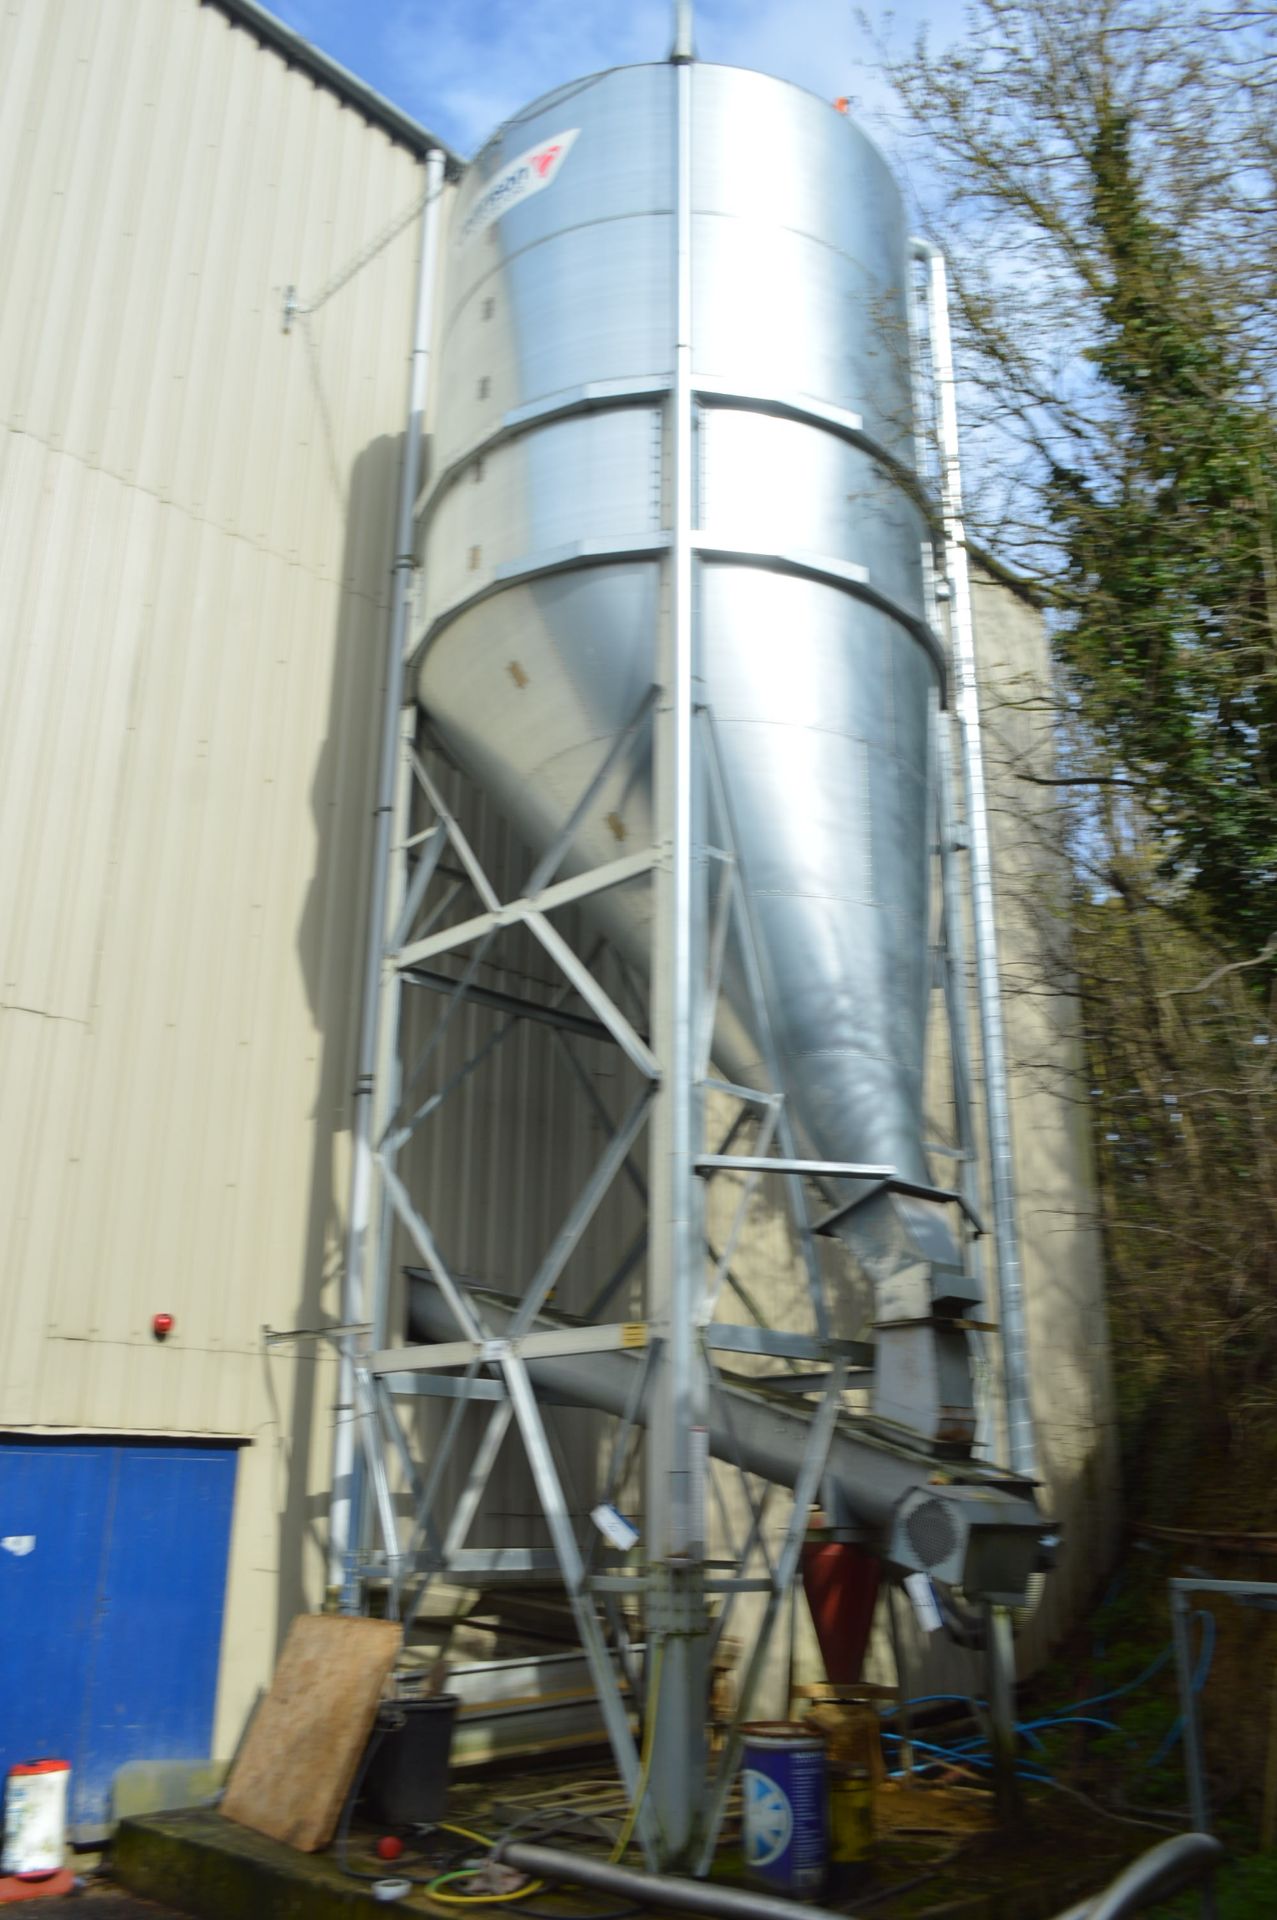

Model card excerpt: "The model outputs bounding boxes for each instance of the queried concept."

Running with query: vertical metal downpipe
[919,242,1037,1482]
[329,149,447,1594]
[644,24,711,1864]
[933,701,995,1454]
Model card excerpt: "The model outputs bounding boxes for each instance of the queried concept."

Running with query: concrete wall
[966,574,1120,1664]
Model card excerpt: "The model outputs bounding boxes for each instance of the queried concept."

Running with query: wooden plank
[221,1615,401,1852]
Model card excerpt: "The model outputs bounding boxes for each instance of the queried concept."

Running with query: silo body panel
[418,62,935,1189]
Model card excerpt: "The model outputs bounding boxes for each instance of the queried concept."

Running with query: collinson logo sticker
[458,129,580,245]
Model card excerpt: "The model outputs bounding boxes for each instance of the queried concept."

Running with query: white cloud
[261,0,977,208]
[375,0,969,157]
[384,0,669,153]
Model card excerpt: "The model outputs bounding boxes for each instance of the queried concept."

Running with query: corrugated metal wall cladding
[0,0,425,567]
[0,0,430,1433]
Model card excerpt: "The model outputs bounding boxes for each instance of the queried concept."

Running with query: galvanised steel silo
[364,38,1046,1869]
[413,63,958,1334]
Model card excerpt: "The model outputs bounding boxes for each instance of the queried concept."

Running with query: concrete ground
[110,1790,1144,1920]
[10,1896,183,1919]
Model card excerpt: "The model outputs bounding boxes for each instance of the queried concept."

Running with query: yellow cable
[425,1870,545,1905]
[434,1823,499,1850]
[608,1639,664,1864]
[426,1822,544,1904]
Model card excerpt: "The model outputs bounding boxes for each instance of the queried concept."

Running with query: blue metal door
[0,1439,238,1832]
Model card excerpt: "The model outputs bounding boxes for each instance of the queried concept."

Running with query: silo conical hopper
[413,61,976,1442]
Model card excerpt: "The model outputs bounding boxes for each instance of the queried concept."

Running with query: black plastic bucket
[360,1695,460,1829]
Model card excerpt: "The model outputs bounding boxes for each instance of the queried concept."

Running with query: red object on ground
[375,1835,404,1862]
[801,1540,881,1686]
[0,1869,76,1905]
[3,1759,70,1885]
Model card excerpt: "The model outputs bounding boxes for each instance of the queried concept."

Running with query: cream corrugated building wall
[0,0,455,1829]
[0,0,1117,1832]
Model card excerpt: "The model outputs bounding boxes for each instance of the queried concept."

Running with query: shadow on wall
[276,431,404,1651]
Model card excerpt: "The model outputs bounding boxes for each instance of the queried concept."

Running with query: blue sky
[267,0,965,160]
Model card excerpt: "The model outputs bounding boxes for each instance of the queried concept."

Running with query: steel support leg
[888,1583,915,1776]
[503,1352,656,1863]
[1172,1590,1216,1918]
[984,1602,1020,1827]
[1172,1592,1209,1830]
[642,46,712,1870]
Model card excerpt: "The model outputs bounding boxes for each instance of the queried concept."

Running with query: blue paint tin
[740,1722,828,1899]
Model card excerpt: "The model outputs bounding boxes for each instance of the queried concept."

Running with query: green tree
[1050,102,1277,955]
[880,0,1277,1454]
[883,0,1277,959]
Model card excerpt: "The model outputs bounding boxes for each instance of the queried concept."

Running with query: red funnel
[801,1541,881,1686]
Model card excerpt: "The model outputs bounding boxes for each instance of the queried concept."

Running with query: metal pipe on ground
[499,1842,849,1920]
[1050,1833,1223,1920]
[500,1833,1223,1920]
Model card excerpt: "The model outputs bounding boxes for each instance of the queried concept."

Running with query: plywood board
[221,1615,401,1851]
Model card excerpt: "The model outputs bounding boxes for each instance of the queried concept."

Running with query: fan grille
[905,1497,959,1569]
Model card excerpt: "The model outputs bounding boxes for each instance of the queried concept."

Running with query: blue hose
[888,1692,987,1716]
[882,1611,1216,1785]
[1053,1645,1173,1715]
[881,1734,1056,1787]
[893,1651,1170,1729]
[1017,1715,1122,1736]
[1142,1609,1216,1770]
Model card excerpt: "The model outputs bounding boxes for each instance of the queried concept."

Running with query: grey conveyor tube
[406,1280,1038,1540]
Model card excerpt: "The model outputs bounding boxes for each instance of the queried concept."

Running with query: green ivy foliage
[1048,106,1277,955]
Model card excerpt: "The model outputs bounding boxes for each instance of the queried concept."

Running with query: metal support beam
[502,1352,657,1862]
[403,968,624,1045]
[984,1601,1021,1826]
[526,911,661,1080]
[697,1155,895,1180]
[1172,1587,1211,1848]
[888,1583,915,1775]
[368,1319,648,1377]
[509,1090,655,1337]
[704,1326,872,1365]
[394,850,656,972]
[1163,1576,1277,1918]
